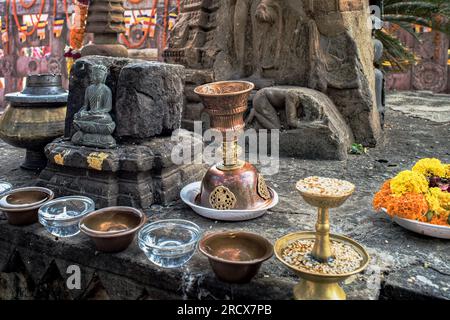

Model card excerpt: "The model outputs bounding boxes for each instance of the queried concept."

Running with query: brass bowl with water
[199,231,273,283]
[79,207,146,253]
[0,187,54,225]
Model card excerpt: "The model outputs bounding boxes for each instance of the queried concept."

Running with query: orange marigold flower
[385,193,429,221]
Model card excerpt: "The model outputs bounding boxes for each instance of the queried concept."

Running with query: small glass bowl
[138,219,202,268]
[38,196,95,237]
[0,182,12,197]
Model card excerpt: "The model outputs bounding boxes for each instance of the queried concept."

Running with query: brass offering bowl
[0,74,67,170]
[194,81,274,211]
[0,187,54,225]
[199,231,273,283]
[79,207,146,253]
[274,177,369,300]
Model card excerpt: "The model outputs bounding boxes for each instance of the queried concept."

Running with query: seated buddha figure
[71,64,117,149]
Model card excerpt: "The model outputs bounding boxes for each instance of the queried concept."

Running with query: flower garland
[120,0,158,49]
[12,0,46,37]
[65,0,89,75]
[373,158,450,226]
[162,0,169,49]
[68,0,89,50]
[19,0,38,10]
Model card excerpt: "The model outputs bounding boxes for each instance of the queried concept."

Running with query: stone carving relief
[247,86,353,160]
[165,0,382,153]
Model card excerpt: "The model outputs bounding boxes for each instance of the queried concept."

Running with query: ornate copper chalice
[194,81,274,211]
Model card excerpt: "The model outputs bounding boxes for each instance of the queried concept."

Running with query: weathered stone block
[66,56,186,141]
[114,62,185,140]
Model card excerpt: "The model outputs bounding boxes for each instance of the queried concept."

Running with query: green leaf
[350,143,367,155]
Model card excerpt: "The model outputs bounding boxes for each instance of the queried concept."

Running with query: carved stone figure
[233,0,281,82]
[247,86,353,159]
[71,65,117,148]
[373,38,385,128]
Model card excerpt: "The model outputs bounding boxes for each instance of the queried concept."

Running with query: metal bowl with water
[79,207,146,253]
[0,187,54,225]
[199,231,273,283]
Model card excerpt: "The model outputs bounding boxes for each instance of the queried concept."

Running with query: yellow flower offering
[426,188,444,214]
[412,158,445,177]
[374,158,450,226]
[390,170,429,196]
[445,164,450,179]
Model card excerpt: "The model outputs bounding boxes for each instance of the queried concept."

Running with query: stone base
[81,44,129,58]
[37,133,206,208]
[278,128,350,160]
[71,132,117,149]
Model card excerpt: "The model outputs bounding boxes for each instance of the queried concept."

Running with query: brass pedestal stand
[275,179,370,300]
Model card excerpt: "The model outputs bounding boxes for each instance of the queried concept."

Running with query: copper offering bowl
[0,187,54,225]
[194,81,274,211]
[199,231,273,283]
[79,207,146,253]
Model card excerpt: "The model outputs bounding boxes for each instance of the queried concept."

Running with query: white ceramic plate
[180,181,279,222]
[382,208,450,239]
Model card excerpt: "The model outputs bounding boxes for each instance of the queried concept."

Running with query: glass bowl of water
[0,182,12,197]
[38,196,95,237]
[138,219,202,268]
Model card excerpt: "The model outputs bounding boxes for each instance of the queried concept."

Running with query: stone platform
[37,132,205,208]
[0,105,449,300]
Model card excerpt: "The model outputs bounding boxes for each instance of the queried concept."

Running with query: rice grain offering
[296,176,355,197]
[281,239,363,275]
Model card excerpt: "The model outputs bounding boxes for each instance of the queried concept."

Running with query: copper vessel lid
[5,74,68,105]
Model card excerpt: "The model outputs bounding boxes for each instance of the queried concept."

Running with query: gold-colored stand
[294,279,345,300]
[275,181,370,300]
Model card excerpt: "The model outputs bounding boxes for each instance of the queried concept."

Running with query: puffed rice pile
[296,176,355,197]
[282,239,363,275]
